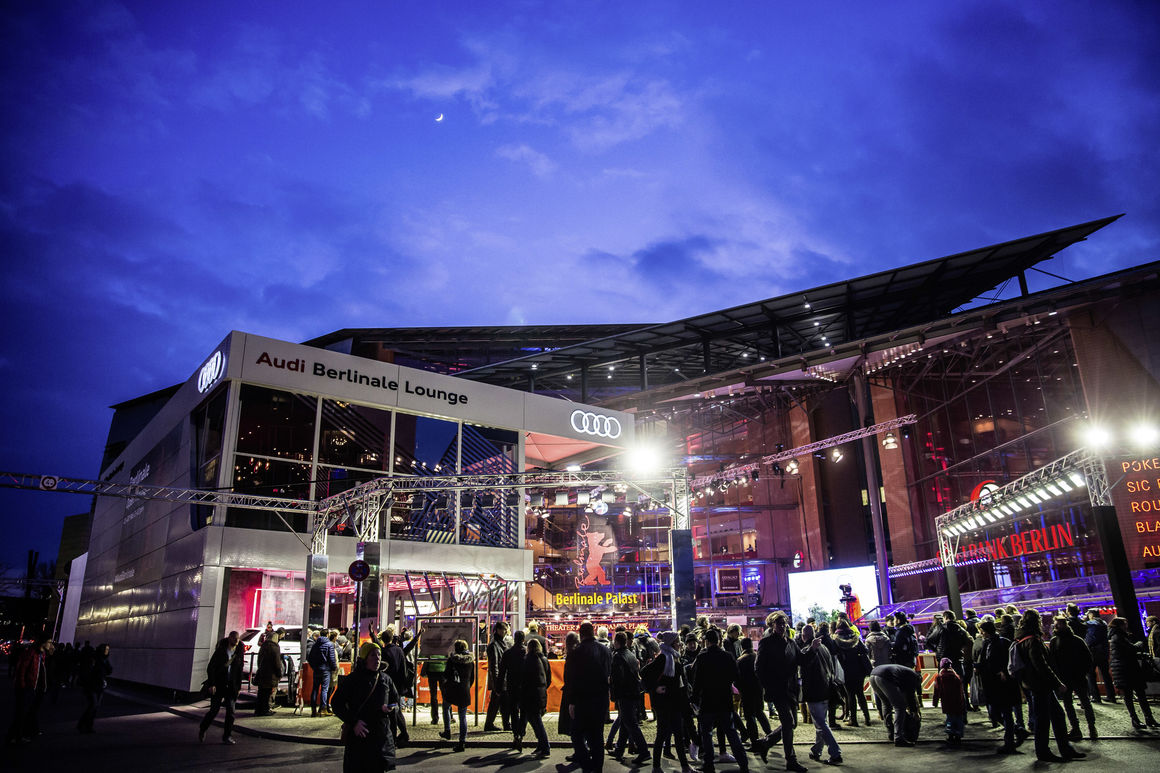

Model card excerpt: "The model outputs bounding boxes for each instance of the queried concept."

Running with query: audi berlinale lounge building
[74,332,633,692]
[74,215,1160,689]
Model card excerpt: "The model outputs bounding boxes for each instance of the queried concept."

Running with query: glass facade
[221,383,522,547]
[893,325,1102,592]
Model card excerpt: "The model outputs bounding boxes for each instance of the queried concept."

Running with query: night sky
[1,1,1158,575]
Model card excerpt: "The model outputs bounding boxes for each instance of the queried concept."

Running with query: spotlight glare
[1084,425,1112,448]
[1131,424,1159,447]
[1067,471,1086,487]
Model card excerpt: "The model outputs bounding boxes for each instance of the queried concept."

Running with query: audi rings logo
[570,410,622,439]
[197,350,225,394]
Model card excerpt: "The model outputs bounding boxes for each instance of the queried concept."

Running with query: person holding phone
[333,641,400,772]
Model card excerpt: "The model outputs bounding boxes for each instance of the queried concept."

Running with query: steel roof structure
[448,215,1122,402]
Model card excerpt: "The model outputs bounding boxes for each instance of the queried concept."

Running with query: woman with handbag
[333,642,400,772]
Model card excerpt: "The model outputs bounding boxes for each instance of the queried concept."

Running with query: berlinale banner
[954,522,1075,564]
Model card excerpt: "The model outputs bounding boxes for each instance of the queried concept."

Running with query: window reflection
[236,385,317,461]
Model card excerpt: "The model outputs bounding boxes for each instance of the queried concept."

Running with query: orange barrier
[300,662,353,705]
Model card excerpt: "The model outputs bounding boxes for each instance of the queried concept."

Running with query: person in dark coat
[610,631,649,765]
[798,625,840,765]
[1015,609,1084,762]
[333,643,400,772]
[564,621,613,773]
[500,630,527,750]
[200,632,244,743]
[832,621,872,727]
[484,621,511,732]
[932,657,965,744]
[736,637,771,748]
[753,612,806,773]
[254,628,284,715]
[977,618,1023,753]
[642,631,693,772]
[309,629,339,717]
[77,643,113,733]
[558,631,580,738]
[440,640,476,752]
[869,664,921,747]
[692,628,749,773]
[926,611,972,709]
[521,639,553,758]
[1084,610,1116,702]
[1049,616,1097,740]
[1108,617,1158,729]
[890,612,922,708]
[379,631,410,745]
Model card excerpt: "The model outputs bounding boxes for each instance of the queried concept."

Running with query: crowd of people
[5,636,113,742]
[6,603,1158,772]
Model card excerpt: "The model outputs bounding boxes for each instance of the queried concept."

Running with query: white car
[239,626,320,681]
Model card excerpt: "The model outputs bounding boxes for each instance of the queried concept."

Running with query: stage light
[882,432,898,449]
[626,443,664,474]
[1084,425,1112,448]
[1067,471,1086,488]
[831,448,843,462]
[565,464,581,472]
[1131,423,1159,447]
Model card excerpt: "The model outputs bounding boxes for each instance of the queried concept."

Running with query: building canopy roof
[450,215,1121,397]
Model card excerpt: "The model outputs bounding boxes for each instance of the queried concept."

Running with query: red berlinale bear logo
[574,513,617,587]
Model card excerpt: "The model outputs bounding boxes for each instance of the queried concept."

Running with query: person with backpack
[439,639,475,752]
[309,629,339,717]
[927,611,972,710]
[1013,609,1085,762]
[1083,610,1116,703]
[798,625,841,766]
[869,663,921,747]
[833,620,872,727]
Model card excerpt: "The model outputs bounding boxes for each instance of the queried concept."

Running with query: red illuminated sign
[954,522,1075,563]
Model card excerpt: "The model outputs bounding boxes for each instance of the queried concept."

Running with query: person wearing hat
[254,628,284,716]
[333,640,400,771]
[932,657,965,745]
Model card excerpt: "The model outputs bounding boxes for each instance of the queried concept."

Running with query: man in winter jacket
[499,630,527,748]
[254,628,284,716]
[977,618,1022,753]
[1084,610,1116,702]
[693,628,750,773]
[6,636,52,743]
[1108,617,1158,729]
[484,622,511,732]
[200,630,245,743]
[309,629,339,717]
[798,625,841,765]
[890,612,922,707]
[1049,616,1097,740]
[610,632,649,765]
[869,664,921,747]
[564,621,613,773]
[754,612,806,773]
[926,611,972,707]
[864,621,892,668]
[1015,610,1085,762]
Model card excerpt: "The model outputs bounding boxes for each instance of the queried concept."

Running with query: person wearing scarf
[642,632,693,772]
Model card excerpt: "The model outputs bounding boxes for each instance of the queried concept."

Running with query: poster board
[417,619,476,658]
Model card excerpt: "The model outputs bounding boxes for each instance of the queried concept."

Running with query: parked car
[239,625,321,680]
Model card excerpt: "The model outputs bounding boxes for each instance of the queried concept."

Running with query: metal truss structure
[690,414,917,490]
[0,471,316,512]
[934,446,1110,567]
[2,467,692,568]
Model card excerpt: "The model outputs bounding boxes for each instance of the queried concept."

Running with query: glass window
[191,386,228,529]
[236,385,317,461]
[393,413,459,474]
[318,399,391,471]
[461,424,518,474]
[232,456,313,501]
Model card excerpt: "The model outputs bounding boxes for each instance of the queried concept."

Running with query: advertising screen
[787,565,879,625]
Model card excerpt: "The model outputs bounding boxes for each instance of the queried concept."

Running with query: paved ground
[2,681,1157,771]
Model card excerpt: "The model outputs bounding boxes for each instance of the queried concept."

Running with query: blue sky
[1,0,1158,573]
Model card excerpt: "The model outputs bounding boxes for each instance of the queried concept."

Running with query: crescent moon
[435,113,444,122]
